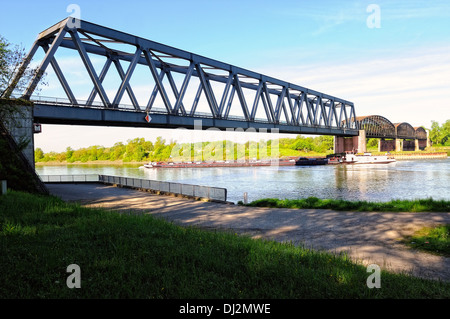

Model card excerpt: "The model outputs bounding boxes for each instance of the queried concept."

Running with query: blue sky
[1,0,449,152]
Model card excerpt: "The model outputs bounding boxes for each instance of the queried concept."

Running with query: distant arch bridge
[337,115,429,153]
[350,115,427,140]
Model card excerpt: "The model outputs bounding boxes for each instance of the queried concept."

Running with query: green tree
[367,138,379,149]
[429,120,450,146]
[0,35,46,98]
[429,121,442,145]
[66,147,74,162]
[442,120,450,146]
[34,147,44,162]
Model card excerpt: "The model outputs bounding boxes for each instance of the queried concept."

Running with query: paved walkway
[46,183,450,282]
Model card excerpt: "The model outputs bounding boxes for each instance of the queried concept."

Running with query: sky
[1,0,449,152]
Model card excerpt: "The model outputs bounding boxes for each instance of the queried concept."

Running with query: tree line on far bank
[34,119,450,164]
[34,135,335,163]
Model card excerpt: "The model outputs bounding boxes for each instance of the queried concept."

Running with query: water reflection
[36,159,449,203]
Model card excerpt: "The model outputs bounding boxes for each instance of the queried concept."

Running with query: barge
[327,152,396,164]
[295,157,328,166]
[140,158,297,168]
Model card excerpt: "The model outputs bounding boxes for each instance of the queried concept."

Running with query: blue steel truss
[3,18,357,133]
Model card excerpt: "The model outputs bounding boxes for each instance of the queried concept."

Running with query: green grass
[1,191,450,299]
[241,197,450,212]
[402,225,450,257]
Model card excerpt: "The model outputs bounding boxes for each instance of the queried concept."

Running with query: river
[36,158,449,204]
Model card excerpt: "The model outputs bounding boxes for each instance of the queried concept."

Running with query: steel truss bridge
[2,18,359,136]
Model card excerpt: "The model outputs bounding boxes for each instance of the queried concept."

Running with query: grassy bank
[402,225,450,257]
[241,197,450,212]
[1,191,450,299]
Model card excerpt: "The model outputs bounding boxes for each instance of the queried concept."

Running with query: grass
[1,191,450,299]
[241,197,450,212]
[402,225,450,257]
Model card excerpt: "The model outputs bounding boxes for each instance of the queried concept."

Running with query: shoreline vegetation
[240,197,450,213]
[1,190,450,298]
[34,136,449,165]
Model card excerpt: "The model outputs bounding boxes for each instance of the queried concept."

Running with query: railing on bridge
[39,174,228,202]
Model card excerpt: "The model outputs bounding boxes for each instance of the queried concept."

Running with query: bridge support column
[334,136,345,153]
[357,130,366,153]
[1,103,35,169]
[334,130,366,154]
[415,139,419,152]
[395,138,403,152]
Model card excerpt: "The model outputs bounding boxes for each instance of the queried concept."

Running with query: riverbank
[2,188,450,299]
[35,160,145,166]
[34,152,447,166]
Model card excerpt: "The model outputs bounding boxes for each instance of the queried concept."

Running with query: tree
[442,120,450,146]
[429,120,450,146]
[0,35,46,99]
[34,147,44,161]
[429,121,441,145]
[66,147,74,162]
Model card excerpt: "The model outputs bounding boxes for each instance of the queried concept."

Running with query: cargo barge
[140,158,297,168]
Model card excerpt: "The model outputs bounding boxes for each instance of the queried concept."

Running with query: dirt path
[46,183,450,282]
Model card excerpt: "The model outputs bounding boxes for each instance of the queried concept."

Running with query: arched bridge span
[348,115,427,140]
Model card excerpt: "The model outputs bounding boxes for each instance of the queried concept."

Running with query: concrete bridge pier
[334,130,367,154]
[2,102,36,169]
[395,138,403,152]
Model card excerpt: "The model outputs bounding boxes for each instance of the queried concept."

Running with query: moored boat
[327,152,396,164]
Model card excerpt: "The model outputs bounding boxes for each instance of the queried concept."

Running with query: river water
[36,158,449,204]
